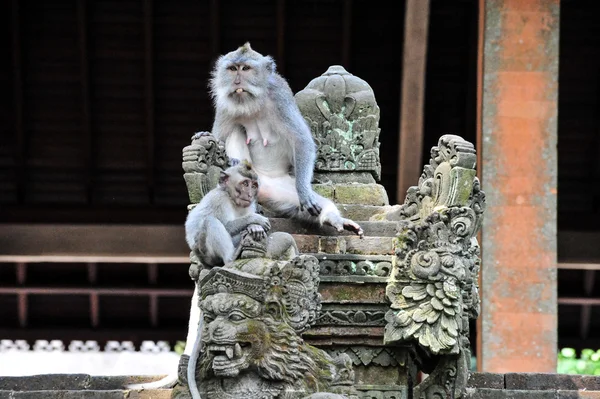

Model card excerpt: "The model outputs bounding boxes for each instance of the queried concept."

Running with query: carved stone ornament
[182,132,229,204]
[383,135,486,399]
[295,66,382,183]
[176,236,358,399]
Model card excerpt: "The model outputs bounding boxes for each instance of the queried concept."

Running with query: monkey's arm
[276,89,322,216]
[224,214,270,236]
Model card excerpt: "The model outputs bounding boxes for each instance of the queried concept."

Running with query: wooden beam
[0,287,193,296]
[276,0,286,73]
[11,0,25,203]
[0,224,190,262]
[90,293,99,328]
[143,0,155,204]
[148,263,158,284]
[16,262,26,284]
[77,0,93,204]
[580,270,595,339]
[17,262,27,327]
[150,294,158,327]
[18,293,27,328]
[558,297,600,306]
[210,0,220,56]
[341,0,352,68]
[396,0,430,201]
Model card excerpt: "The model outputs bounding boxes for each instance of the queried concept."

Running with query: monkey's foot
[325,215,364,238]
[342,218,364,238]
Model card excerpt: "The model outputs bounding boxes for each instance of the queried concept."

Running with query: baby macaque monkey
[198,42,364,238]
[185,160,270,266]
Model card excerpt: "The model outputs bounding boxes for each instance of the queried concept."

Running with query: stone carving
[317,254,392,278]
[176,233,358,399]
[327,347,407,368]
[383,135,485,399]
[295,66,381,183]
[178,61,484,399]
[182,131,229,204]
[317,308,386,327]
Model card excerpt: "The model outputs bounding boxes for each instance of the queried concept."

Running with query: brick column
[478,0,559,372]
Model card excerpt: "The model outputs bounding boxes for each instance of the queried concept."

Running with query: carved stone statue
[179,61,485,399]
[295,65,381,184]
[175,233,358,399]
[381,135,486,399]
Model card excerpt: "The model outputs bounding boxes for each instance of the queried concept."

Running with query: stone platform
[2,373,599,398]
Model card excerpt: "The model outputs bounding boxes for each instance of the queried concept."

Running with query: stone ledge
[0,390,171,399]
[271,218,400,237]
[313,183,389,206]
[504,373,600,391]
[465,388,600,399]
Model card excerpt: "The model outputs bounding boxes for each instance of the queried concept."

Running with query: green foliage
[174,340,186,355]
[557,348,600,375]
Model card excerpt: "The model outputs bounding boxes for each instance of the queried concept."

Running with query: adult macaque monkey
[197,42,364,237]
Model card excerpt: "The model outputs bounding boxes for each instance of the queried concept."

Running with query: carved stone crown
[199,255,322,333]
[295,65,382,182]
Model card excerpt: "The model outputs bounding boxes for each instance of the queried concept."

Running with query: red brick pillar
[478,0,559,372]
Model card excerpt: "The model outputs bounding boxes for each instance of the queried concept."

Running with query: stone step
[292,234,396,255]
[0,390,171,398]
[313,183,390,206]
[337,203,395,221]
[270,218,400,237]
[464,388,600,398]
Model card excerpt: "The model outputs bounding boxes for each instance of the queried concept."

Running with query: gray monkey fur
[205,42,364,237]
[184,161,271,267]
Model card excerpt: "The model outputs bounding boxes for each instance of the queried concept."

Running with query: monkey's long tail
[187,308,203,399]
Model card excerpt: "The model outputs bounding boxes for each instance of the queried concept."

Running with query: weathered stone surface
[337,204,390,222]
[319,236,348,253]
[557,391,600,399]
[292,235,395,255]
[505,373,600,391]
[467,373,505,389]
[319,282,387,304]
[271,218,400,237]
[7,391,127,399]
[0,375,91,391]
[464,388,556,399]
[313,183,389,206]
[344,236,394,255]
[88,376,166,390]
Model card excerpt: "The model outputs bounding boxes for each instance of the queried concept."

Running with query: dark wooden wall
[0,0,503,350]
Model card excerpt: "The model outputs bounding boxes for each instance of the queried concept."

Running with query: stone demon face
[199,293,267,378]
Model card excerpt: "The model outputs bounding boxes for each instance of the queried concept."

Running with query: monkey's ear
[264,56,276,74]
[219,170,229,186]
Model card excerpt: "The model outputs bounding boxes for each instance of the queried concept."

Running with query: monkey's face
[232,177,259,208]
[210,45,275,111]
[221,61,267,102]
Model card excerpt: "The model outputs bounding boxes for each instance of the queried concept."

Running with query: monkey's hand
[246,224,267,241]
[299,191,322,217]
[249,214,271,232]
[191,131,212,140]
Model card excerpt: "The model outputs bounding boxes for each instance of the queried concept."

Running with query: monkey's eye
[241,65,251,71]
[242,180,249,187]
[228,66,237,72]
